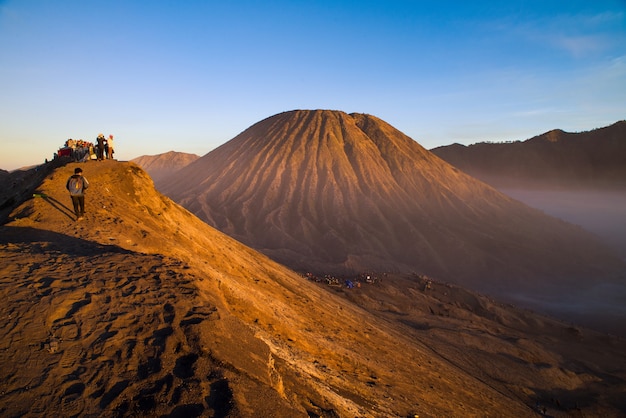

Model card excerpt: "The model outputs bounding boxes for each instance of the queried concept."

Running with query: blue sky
[1,0,625,171]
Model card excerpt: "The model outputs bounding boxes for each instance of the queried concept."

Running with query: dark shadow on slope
[0,157,70,224]
[0,225,135,257]
[205,371,234,418]
[34,193,76,220]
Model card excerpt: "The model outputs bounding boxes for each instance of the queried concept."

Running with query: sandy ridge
[1,160,625,417]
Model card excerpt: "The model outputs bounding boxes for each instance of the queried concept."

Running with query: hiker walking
[66,167,90,220]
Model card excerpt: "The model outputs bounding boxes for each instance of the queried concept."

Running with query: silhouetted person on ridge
[66,167,89,220]
[96,133,105,160]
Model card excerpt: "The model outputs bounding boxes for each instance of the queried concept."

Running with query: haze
[502,188,626,259]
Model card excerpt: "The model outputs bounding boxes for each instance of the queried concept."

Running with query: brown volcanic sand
[0,160,625,417]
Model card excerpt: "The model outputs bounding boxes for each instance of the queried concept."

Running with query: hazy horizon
[501,188,626,260]
[1,0,625,170]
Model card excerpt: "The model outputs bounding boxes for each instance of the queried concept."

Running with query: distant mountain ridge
[132,150,199,183]
[159,110,625,303]
[431,120,626,188]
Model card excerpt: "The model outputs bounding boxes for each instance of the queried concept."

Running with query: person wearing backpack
[66,167,90,220]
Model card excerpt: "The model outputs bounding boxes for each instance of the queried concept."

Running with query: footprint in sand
[29,396,49,414]
[49,292,92,326]
[147,326,174,354]
[61,382,85,417]
[180,305,218,326]
[138,357,162,380]
[34,276,57,296]
[163,303,175,324]
[99,380,129,409]
[60,344,84,369]
[173,353,198,379]
[54,319,80,340]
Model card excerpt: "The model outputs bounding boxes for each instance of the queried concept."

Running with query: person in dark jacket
[96,133,105,160]
[66,167,90,220]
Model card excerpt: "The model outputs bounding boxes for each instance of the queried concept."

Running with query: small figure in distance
[96,133,106,161]
[107,134,115,159]
[66,167,90,221]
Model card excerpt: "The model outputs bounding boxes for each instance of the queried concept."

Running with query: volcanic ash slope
[2,161,626,417]
[0,160,537,417]
[160,110,625,296]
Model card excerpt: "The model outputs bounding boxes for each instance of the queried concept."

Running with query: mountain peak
[160,110,625,306]
[132,151,199,183]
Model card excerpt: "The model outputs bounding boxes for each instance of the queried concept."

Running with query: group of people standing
[95,133,115,160]
[60,138,93,162]
[59,133,116,162]
[62,133,116,221]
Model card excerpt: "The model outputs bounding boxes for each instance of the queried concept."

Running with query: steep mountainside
[132,151,199,184]
[2,161,626,417]
[159,110,625,301]
[431,120,626,188]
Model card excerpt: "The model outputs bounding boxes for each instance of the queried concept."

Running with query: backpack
[68,176,84,196]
